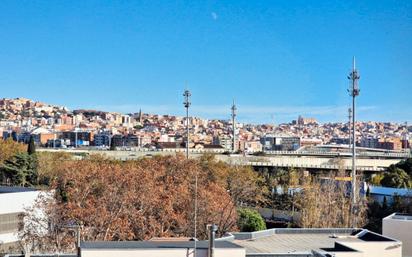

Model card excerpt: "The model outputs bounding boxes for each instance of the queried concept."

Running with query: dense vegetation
[0,137,39,187]
[18,153,265,253]
[237,208,267,232]
[365,195,412,233]
[370,158,412,188]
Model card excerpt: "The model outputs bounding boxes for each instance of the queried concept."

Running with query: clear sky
[0,1,411,124]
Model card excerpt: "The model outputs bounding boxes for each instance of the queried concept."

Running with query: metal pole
[208,224,218,257]
[76,225,81,257]
[352,91,356,215]
[183,90,191,159]
[231,100,237,153]
[194,172,198,257]
[186,106,189,159]
[348,57,360,227]
[75,129,78,148]
[348,108,352,152]
[183,89,196,257]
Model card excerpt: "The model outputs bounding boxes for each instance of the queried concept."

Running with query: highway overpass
[38,148,408,172]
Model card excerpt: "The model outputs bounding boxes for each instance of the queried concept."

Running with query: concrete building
[111,134,139,147]
[379,138,403,151]
[300,138,323,147]
[232,228,402,257]
[365,183,412,204]
[260,135,300,151]
[383,213,412,257]
[158,134,176,143]
[111,134,125,147]
[213,136,232,151]
[125,134,139,147]
[297,115,318,125]
[360,137,379,149]
[80,240,244,257]
[238,141,262,153]
[0,187,41,252]
[94,132,111,147]
[2,227,402,257]
[61,131,92,147]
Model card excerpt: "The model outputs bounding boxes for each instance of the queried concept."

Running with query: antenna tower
[348,108,352,151]
[347,57,360,227]
[183,89,197,257]
[231,100,237,153]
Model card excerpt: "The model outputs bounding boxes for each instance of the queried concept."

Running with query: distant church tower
[138,108,143,124]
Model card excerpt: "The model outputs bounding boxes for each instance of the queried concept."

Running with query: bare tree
[295,167,366,228]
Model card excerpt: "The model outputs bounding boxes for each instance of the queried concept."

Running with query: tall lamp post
[348,57,360,226]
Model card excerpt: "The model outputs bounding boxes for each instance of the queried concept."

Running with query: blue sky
[0,1,411,123]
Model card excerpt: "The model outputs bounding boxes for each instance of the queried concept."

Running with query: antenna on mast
[348,108,352,151]
[231,100,237,153]
[183,88,197,257]
[347,56,360,227]
[183,89,191,159]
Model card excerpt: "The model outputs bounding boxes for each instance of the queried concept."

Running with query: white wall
[331,251,363,257]
[81,248,245,257]
[338,241,402,257]
[383,216,412,257]
[0,191,42,244]
[0,191,41,215]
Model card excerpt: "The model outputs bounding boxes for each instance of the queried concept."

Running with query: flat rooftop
[384,213,412,221]
[232,228,394,254]
[81,240,243,250]
[0,186,37,194]
[233,229,353,254]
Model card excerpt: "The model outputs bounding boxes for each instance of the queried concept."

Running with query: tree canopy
[0,152,38,187]
[27,136,36,155]
[237,208,266,232]
[0,138,26,164]
[20,155,247,253]
[371,158,412,188]
[380,167,411,188]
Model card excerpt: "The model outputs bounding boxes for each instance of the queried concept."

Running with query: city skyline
[0,1,411,123]
[0,96,404,126]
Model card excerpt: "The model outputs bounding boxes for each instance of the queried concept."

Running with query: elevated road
[38,148,408,172]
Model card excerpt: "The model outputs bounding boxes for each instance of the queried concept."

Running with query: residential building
[94,132,111,147]
[213,136,232,151]
[379,138,402,151]
[260,135,300,151]
[61,131,92,147]
[361,137,379,149]
[300,138,323,147]
[238,141,262,153]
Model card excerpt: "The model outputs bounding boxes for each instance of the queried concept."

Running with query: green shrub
[237,208,266,232]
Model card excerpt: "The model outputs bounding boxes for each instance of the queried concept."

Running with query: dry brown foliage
[295,171,366,228]
[0,138,26,164]
[20,154,245,253]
